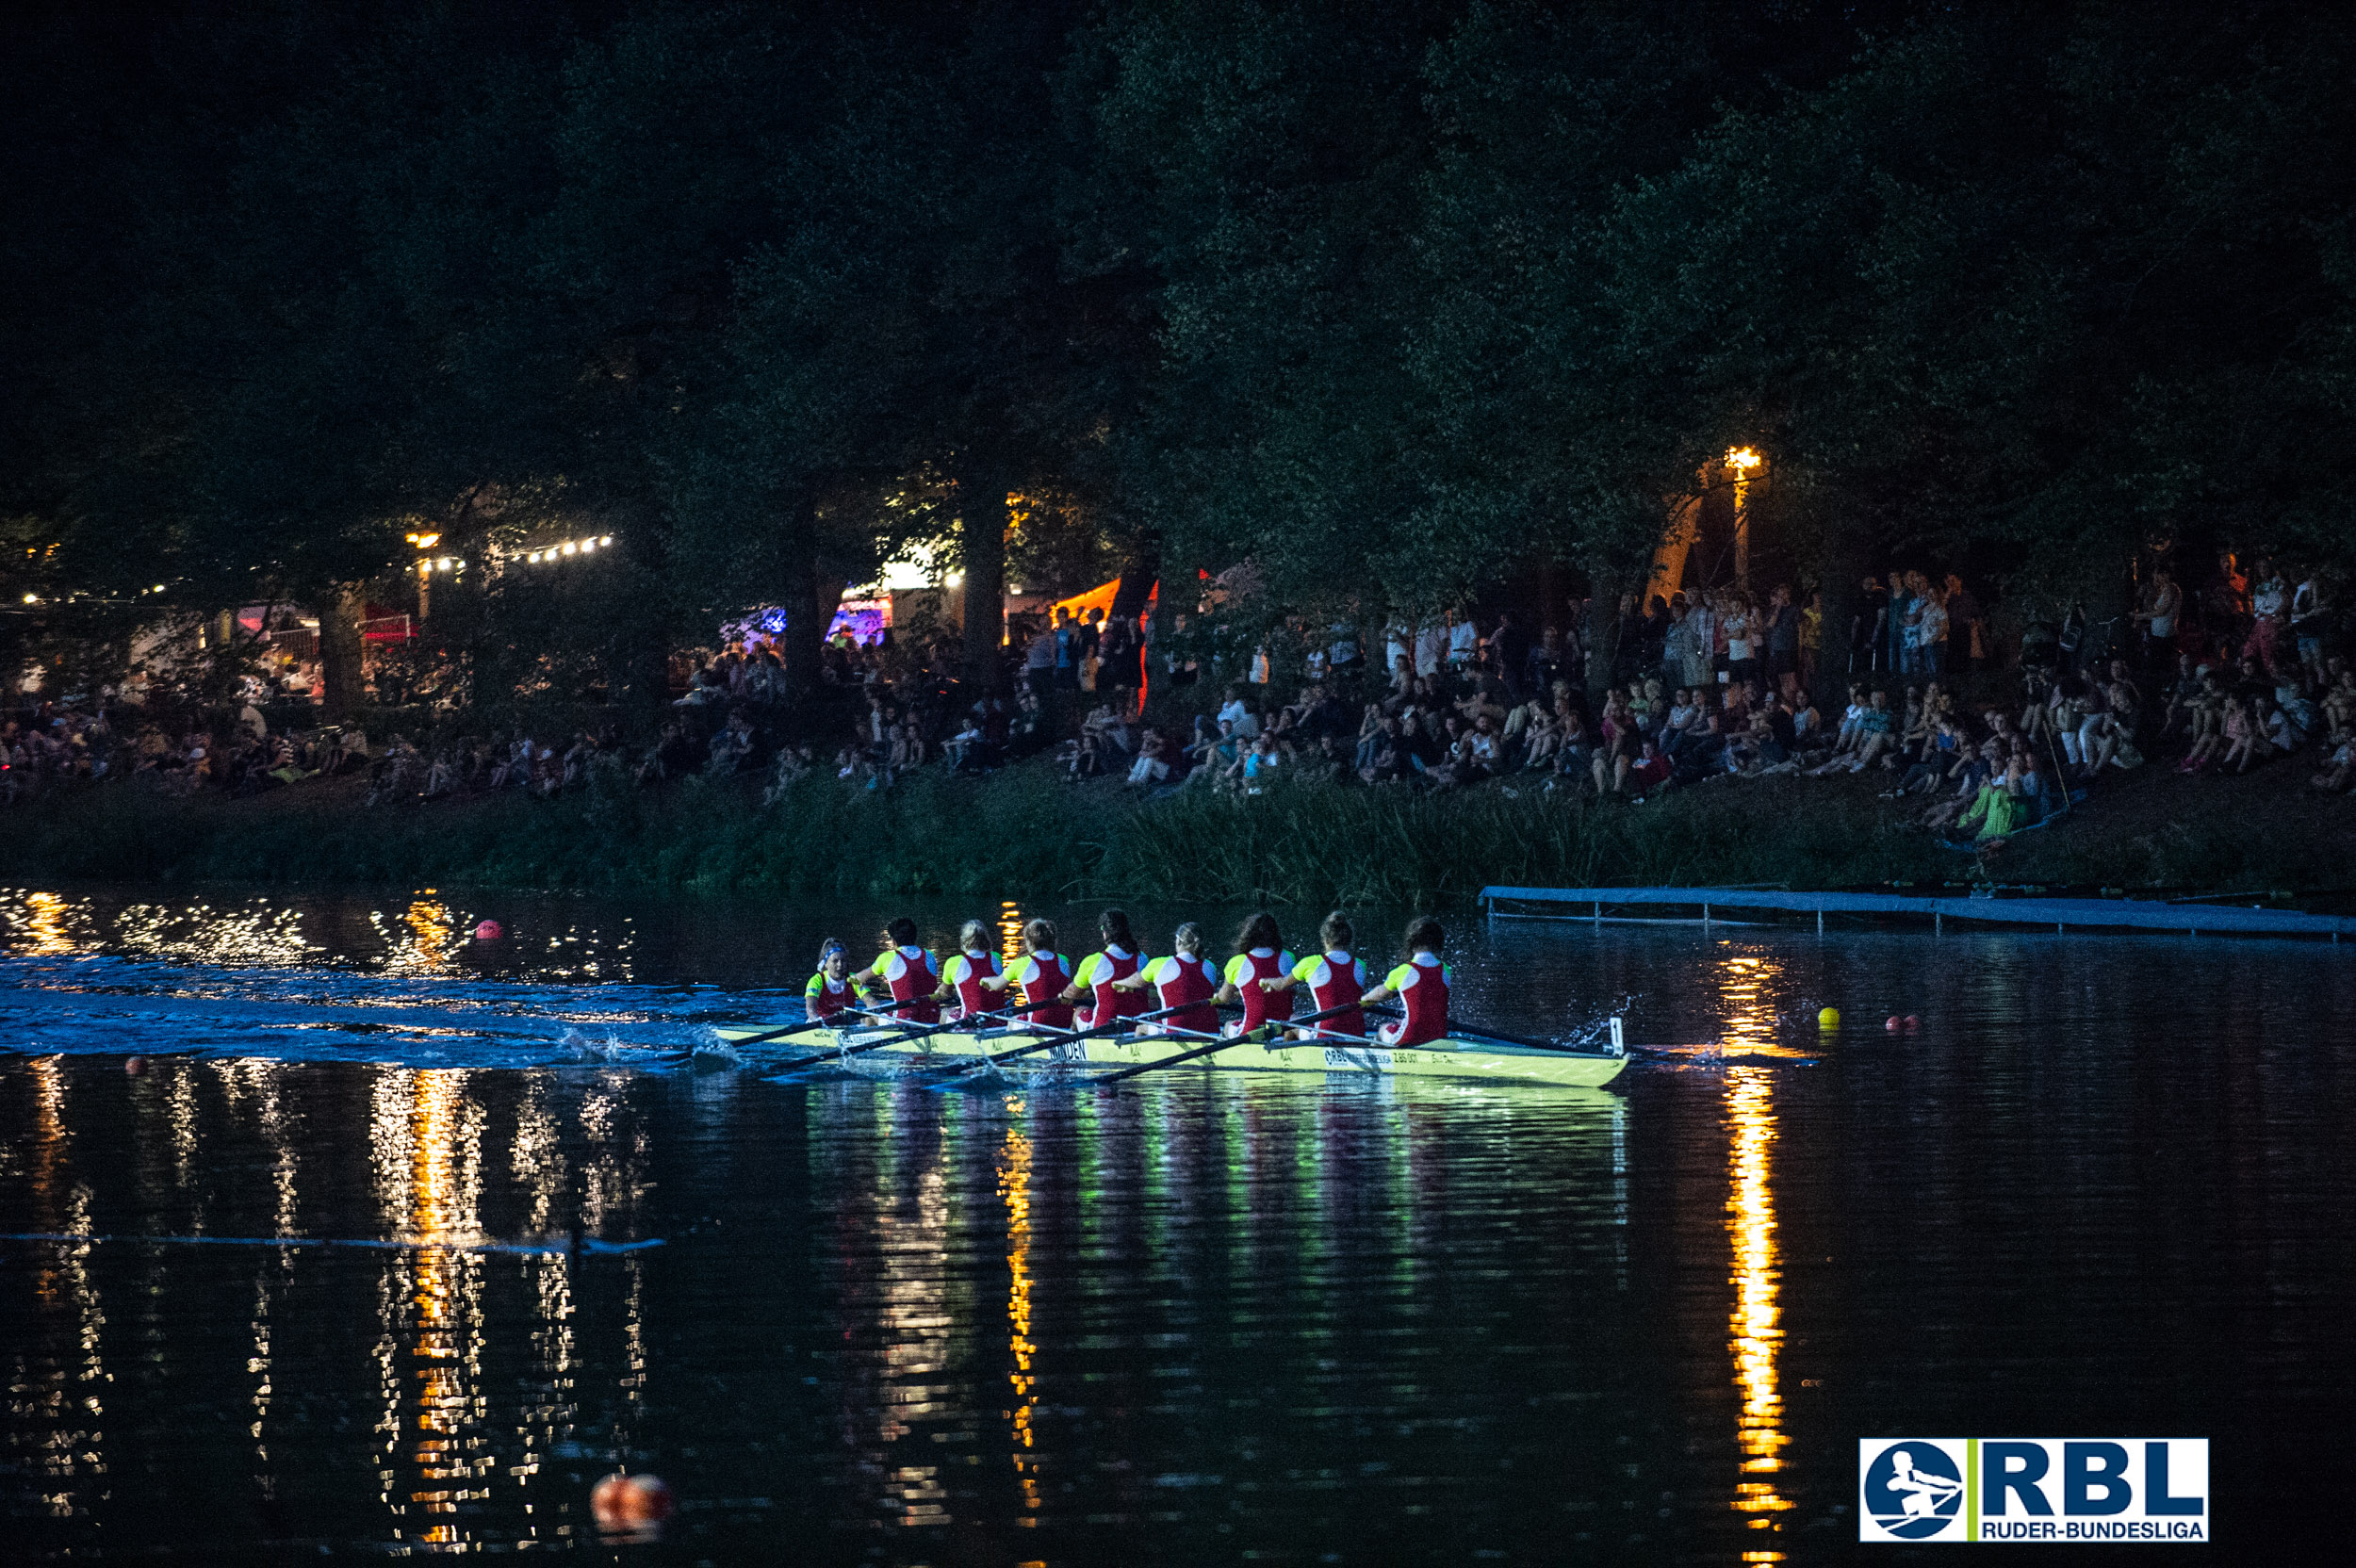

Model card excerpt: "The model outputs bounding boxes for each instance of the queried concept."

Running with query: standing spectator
[2139,565,2180,674]
[1490,611,1530,699]
[1414,616,1446,678]
[1855,575,1890,675]
[1448,609,1480,672]
[2290,568,2330,687]
[1917,582,1950,677]
[1724,593,1758,687]
[1053,608,1081,692]
[1765,584,1799,690]
[2248,557,2289,678]
[1024,617,1056,701]
[1799,590,1824,690]
[1525,627,1562,698]
[1100,610,1136,711]
[2206,551,2250,662]
[1944,574,1984,670]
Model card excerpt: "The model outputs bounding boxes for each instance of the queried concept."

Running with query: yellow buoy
[1818,1006,1841,1029]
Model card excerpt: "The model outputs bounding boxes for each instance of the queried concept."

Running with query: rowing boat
[710,1021,1628,1088]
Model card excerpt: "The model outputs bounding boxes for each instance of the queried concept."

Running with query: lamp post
[1725,448,1763,588]
[404,531,441,622]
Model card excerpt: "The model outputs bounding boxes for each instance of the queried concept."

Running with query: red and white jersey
[941,950,1004,1020]
[1291,949,1369,1038]
[802,971,862,1021]
[874,944,941,1025]
[1071,945,1142,1028]
[1006,950,1077,1030]
[1380,954,1451,1046]
[1143,954,1219,1035]
[1224,947,1297,1032]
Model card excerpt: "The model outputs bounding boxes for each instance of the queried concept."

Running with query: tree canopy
[5,0,2350,707]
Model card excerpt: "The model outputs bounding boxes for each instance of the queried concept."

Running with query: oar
[914,1000,1209,1079]
[1350,1000,1624,1055]
[723,1008,878,1050]
[727,995,1048,1054]
[761,1002,1052,1074]
[1092,1001,1366,1086]
[1445,1016,1626,1054]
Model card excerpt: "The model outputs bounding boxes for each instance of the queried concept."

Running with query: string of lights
[523,535,614,564]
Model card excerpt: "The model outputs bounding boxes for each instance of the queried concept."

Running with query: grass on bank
[8,755,2348,906]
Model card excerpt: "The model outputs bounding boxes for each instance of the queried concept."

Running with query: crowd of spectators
[8,556,2349,841]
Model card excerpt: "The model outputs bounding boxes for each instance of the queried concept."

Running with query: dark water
[2,884,2349,1564]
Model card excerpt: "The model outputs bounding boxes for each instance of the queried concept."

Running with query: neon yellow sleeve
[1290,955,1323,985]
[1385,962,1416,991]
[1142,956,1175,985]
[1074,953,1108,988]
[941,955,970,986]
[803,973,825,1002]
[1222,955,1252,987]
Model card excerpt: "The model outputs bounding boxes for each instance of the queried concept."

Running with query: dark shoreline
[6,757,2349,910]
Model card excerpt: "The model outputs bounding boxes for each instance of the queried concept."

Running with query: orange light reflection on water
[1726,1063,1792,1554]
[999,1101,1041,1522]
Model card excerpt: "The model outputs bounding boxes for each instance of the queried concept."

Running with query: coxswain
[1211,911,1295,1037]
[853,915,941,1026]
[1061,907,1145,1029]
[1259,909,1368,1039]
[802,938,868,1024]
[1359,915,1450,1046]
[978,917,1076,1029]
[1111,921,1220,1035]
[933,919,1005,1021]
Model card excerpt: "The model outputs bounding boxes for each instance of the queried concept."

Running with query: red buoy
[1885,1016,1903,1033]
[124,1056,148,1075]
[591,1473,674,1531]
[1904,1014,1922,1032]
[474,920,503,940]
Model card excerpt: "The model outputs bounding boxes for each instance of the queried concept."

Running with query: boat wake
[0,954,750,1070]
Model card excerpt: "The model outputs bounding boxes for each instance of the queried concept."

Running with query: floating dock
[1481,885,2353,941]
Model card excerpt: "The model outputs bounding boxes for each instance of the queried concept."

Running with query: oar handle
[921,998,1205,1077]
[1091,1001,1358,1086]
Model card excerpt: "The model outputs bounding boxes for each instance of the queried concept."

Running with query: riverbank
[3,760,2350,907]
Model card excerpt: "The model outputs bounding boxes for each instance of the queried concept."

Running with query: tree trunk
[319,584,367,722]
[777,494,830,708]
[1586,565,1623,706]
[1813,515,1869,698]
[953,455,1009,692]
[1109,532,1159,624]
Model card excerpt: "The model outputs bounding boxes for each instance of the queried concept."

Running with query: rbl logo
[1858,1438,2208,1544]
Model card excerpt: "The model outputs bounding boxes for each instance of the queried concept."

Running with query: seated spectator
[1127,726,1172,787]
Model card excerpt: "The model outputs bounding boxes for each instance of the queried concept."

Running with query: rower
[802,938,868,1024]
[1212,911,1295,1037]
[933,919,1005,1021]
[853,915,941,1026]
[1061,907,1145,1029]
[978,917,1076,1030]
[1259,910,1368,1039]
[1359,915,1450,1046]
[1111,921,1220,1035]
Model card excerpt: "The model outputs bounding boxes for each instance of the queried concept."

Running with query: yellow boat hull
[711,1023,1628,1088]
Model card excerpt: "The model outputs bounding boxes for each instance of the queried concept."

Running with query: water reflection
[376,893,461,976]
[1726,1065,1792,1557]
[1000,1102,1039,1525]
[14,890,78,956]
[15,1057,106,1519]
